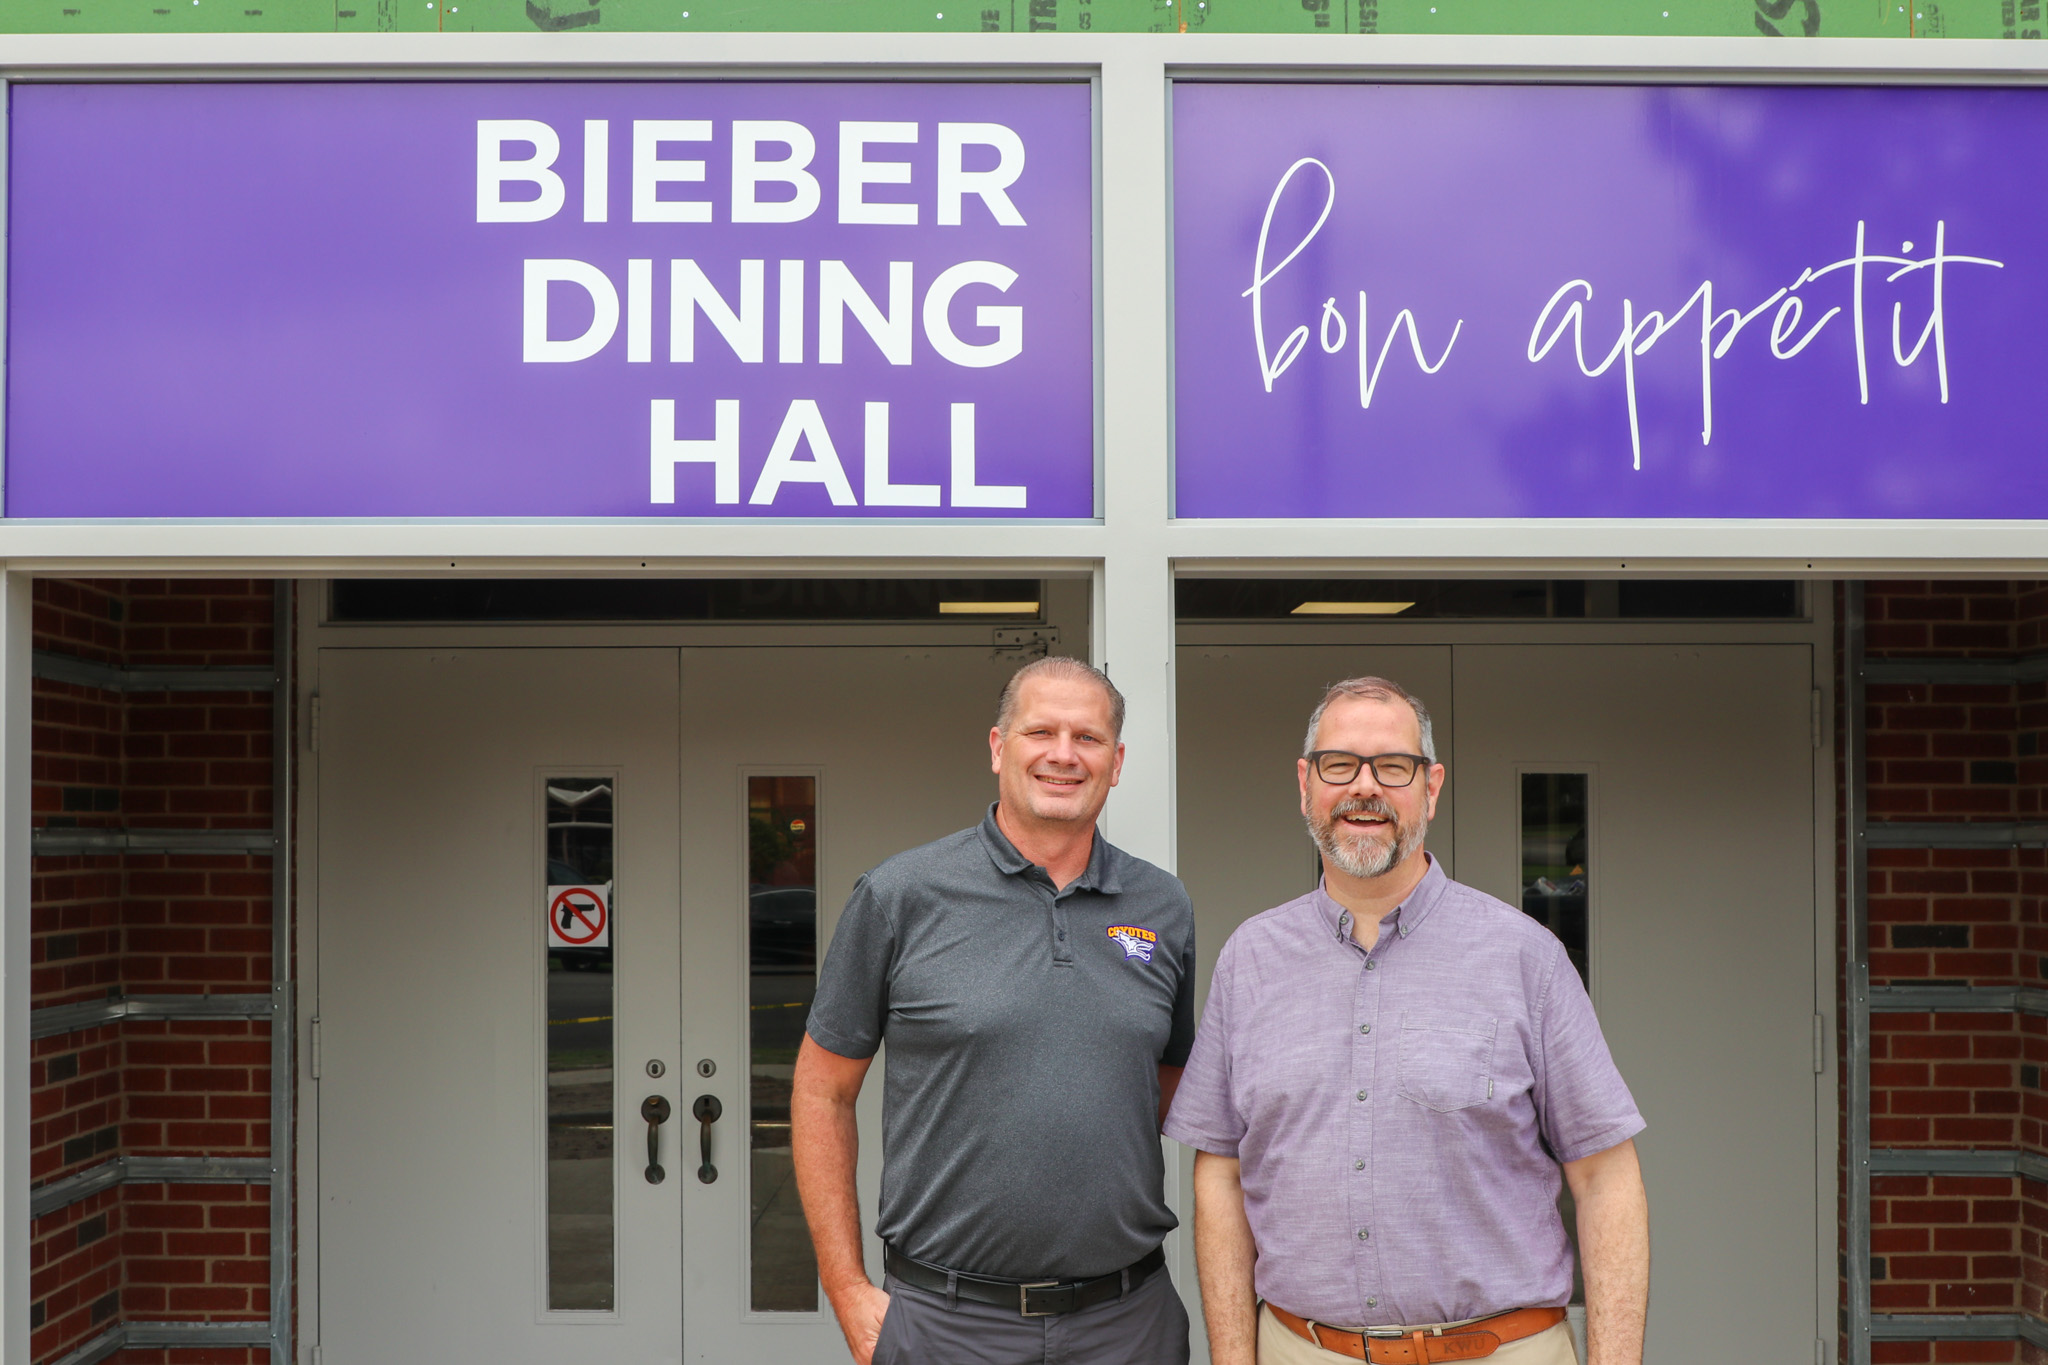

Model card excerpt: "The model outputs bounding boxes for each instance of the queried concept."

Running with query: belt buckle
[1018,1280,1061,1317]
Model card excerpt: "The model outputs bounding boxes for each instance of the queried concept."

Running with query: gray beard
[1309,796,1428,880]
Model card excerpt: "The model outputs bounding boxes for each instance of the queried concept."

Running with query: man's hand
[1563,1137,1650,1365]
[793,1035,882,1364]
[1192,1150,1259,1365]
[828,1280,892,1365]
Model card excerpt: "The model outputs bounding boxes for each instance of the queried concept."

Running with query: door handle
[641,1095,672,1184]
[692,1094,723,1184]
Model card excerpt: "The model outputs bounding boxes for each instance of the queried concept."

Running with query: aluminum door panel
[316,648,683,1365]
[675,645,1042,1364]
[1453,643,1817,1364]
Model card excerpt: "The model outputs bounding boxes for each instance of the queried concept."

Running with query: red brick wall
[26,579,282,1365]
[1852,581,2048,1364]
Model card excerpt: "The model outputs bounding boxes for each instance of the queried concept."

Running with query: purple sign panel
[1174,84,2048,520]
[7,82,1093,519]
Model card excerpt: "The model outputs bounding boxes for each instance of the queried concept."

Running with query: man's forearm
[1568,1141,1650,1365]
[792,1038,887,1365]
[791,1079,869,1300]
[1193,1151,1260,1365]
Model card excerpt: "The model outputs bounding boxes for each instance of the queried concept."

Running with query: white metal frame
[5,30,2047,1365]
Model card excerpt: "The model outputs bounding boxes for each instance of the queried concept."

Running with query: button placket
[1046,883,1075,964]
[1351,937,1383,1319]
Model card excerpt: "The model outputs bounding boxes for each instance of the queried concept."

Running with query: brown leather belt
[1267,1303,1567,1364]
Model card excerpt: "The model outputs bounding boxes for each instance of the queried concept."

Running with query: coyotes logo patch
[1107,924,1158,963]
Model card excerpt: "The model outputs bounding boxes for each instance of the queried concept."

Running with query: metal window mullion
[1846,581,1872,1365]
[270,582,295,1365]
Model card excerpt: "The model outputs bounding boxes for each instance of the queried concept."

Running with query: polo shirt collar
[977,802,1121,894]
[1313,853,1448,943]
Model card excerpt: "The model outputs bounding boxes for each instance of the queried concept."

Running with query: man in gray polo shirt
[792,656,1197,1365]
[1166,675,1649,1365]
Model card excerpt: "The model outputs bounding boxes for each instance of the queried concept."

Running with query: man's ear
[988,725,1005,775]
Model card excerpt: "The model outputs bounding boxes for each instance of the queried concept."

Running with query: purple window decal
[7,82,1094,519]
[1173,84,2048,521]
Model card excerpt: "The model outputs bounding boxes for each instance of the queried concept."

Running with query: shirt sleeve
[1162,890,1199,1068]
[805,873,895,1060]
[1532,945,1646,1164]
[1161,942,1245,1157]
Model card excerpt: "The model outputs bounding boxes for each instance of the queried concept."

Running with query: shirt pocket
[1396,1011,1498,1113]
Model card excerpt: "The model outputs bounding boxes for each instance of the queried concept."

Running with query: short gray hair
[997,656,1127,738]
[1302,676,1437,763]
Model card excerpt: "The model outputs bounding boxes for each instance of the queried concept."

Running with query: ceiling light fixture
[1290,601,1417,616]
[938,601,1040,614]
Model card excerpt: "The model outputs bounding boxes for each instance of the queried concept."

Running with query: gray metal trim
[27,1161,122,1219]
[269,582,295,1365]
[112,993,275,1022]
[1868,985,2048,1015]
[30,1155,272,1218]
[42,1327,124,1365]
[1863,656,2048,687]
[125,1154,273,1184]
[29,992,275,1040]
[41,1320,274,1365]
[1865,822,2048,849]
[32,649,276,694]
[31,826,277,856]
[124,1321,273,1347]
[1846,583,1872,1365]
[1869,1148,2048,1182]
[1871,1313,2048,1346]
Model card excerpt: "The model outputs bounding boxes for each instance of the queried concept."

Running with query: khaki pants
[1256,1304,1580,1365]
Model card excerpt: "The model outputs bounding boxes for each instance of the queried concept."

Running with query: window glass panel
[1519,772,1589,986]
[1172,578,1800,621]
[1521,771,1590,1306]
[546,777,615,1311]
[331,578,1043,623]
[748,776,820,1312]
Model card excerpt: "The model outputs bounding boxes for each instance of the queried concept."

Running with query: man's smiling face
[989,673,1125,829]
[1298,693,1445,881]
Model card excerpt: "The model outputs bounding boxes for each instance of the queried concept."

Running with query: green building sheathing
[0,0,2038,48]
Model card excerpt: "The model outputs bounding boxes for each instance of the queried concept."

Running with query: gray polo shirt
[807,803,1197,1281]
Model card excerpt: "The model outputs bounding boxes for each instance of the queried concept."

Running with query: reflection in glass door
[1519,770,1591,1307]
[545,777,617,1311]
[1519,771,1590,985]
[747,776,820,1312]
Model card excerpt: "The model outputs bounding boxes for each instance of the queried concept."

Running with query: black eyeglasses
[1306,750,1431,787]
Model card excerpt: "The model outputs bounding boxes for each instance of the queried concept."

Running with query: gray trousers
[874,1267,1192,1365]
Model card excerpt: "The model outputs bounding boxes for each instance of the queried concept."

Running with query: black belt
[883,1244,1166,1317]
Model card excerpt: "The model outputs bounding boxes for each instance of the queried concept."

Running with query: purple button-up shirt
[1164,857,1644,1330]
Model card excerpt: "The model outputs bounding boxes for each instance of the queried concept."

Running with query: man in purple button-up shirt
[1165,676,1649,1365]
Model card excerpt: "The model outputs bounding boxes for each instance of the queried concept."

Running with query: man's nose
[1335,765,1387,799]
